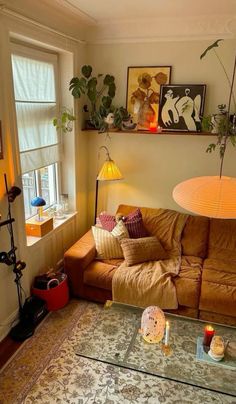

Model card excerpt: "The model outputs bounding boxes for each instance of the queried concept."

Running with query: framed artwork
[126,66,172,130]
[158,84,206,132]
[0,121,3,159]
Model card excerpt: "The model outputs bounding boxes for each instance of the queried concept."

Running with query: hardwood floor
[0,335,22,369]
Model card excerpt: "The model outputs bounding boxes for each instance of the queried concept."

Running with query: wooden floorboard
[0,335,22,369]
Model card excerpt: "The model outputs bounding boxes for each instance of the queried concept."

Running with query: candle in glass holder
[203,325,215,347]
[164,321,170,346]
[149,122,157,132]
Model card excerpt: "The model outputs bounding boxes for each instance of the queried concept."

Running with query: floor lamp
[94,146,123,224]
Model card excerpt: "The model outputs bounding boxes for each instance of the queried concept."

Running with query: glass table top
[75,301,236,397]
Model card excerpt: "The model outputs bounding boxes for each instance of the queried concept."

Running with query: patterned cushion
[92,221,129,259]
[99,208,148,238]
[120,236,168,266]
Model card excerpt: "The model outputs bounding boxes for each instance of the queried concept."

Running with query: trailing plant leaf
[206,143,216,153]
[102,96,112,109]
[53,109,75,133]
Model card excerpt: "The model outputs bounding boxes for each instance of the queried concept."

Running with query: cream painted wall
[86,40,236,225]
[0,13,88,340]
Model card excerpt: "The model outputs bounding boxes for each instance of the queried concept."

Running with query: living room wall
[0,13,87,340]
[86,39,236,224]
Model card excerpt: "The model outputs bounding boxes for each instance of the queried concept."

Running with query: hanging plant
[200,39,236,176]
[53,108,76,133]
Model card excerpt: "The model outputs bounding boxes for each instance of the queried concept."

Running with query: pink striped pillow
[99,209,148,239]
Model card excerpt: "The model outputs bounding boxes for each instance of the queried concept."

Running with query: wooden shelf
[82,128,215,136]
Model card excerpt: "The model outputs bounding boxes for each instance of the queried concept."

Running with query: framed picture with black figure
[158,84,206,132]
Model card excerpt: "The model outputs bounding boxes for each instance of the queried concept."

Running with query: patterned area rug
[0,300,235,404]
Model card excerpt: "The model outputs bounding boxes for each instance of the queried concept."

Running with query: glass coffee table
[75,301,236,397]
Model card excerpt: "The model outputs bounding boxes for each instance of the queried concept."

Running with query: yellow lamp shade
[97,159,123,181]
[173,176,236,219]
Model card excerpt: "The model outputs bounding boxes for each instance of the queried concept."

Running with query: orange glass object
[203,325,215,347]
[149,122,157,132]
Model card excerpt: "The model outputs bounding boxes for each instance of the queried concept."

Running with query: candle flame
[205,325,214,331]
[166,321,169,327]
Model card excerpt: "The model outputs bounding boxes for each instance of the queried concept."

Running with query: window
[11,44,60,219]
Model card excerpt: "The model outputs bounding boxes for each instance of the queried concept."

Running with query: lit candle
[149,122,157,132]
[157,125,162,133]
[164,321,170,346]
[203,325,215,347]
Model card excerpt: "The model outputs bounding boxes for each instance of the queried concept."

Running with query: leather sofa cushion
[181,215,209,258]
[200,258,236,317]
[83,259,122,290]
[208,219,236,261]
[174,256,203,309]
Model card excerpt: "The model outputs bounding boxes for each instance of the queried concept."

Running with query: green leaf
[200,39,223,59]
[104,74,115,85]
[230,135,236,146]
[206,143,216,153]
[81,65,92,78]
[52,118,57,127]
[102,96,112,109]
[108,82,116,98]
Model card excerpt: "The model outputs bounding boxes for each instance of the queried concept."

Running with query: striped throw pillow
[120,236,168,266]
[99,208,148,238]
[92,220,129,259]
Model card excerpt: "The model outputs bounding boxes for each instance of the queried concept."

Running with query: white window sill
[26,212,77,247]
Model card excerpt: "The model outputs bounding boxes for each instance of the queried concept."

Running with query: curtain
[11,53,60,174]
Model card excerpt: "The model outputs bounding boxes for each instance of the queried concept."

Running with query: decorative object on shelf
[139,306,166,343]
[31,197,46,222]
[173,41,236,219]
[208,335,225,361]
[94,146,123,224]
[203,325,215,352]
[158,84,206,132]
[53,107,75,134]
[126,66,171,131]
[0,121,3,159]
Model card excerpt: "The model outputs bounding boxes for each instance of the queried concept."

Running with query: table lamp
[31,196,46,221]
[94,146,123,224]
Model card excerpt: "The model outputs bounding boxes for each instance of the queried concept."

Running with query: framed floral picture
[126,66,172,130]
[0,121,3,159]
[158,84,206,132]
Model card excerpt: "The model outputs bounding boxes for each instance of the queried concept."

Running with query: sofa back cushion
[207,219,236,261]
[117,204,187,257]
[181,215,210,258]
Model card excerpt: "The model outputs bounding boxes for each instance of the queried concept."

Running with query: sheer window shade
[12,50,60,174]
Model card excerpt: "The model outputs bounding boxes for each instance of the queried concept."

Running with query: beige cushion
[92,220,129,259]
[120,236,168,266]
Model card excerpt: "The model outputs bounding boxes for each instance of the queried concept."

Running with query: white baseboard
[0,309,19,342]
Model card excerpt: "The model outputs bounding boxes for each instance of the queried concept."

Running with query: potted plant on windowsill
[69,65,131,133]
[201,39,236,176]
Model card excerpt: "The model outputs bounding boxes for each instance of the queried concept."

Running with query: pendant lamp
[173,176,236,219]
[94,146,123,224]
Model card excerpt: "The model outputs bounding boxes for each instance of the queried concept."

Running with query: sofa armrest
[64,229,96,296]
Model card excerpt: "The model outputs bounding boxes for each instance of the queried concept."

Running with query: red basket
[32,275,69,311]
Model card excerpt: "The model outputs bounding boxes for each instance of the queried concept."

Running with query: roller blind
[11,45,60,174]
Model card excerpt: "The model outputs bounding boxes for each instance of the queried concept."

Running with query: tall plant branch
[219,55,236,178]
[213,49,236,111]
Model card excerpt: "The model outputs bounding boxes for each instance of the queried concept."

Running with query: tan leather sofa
[64,204,236,326]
